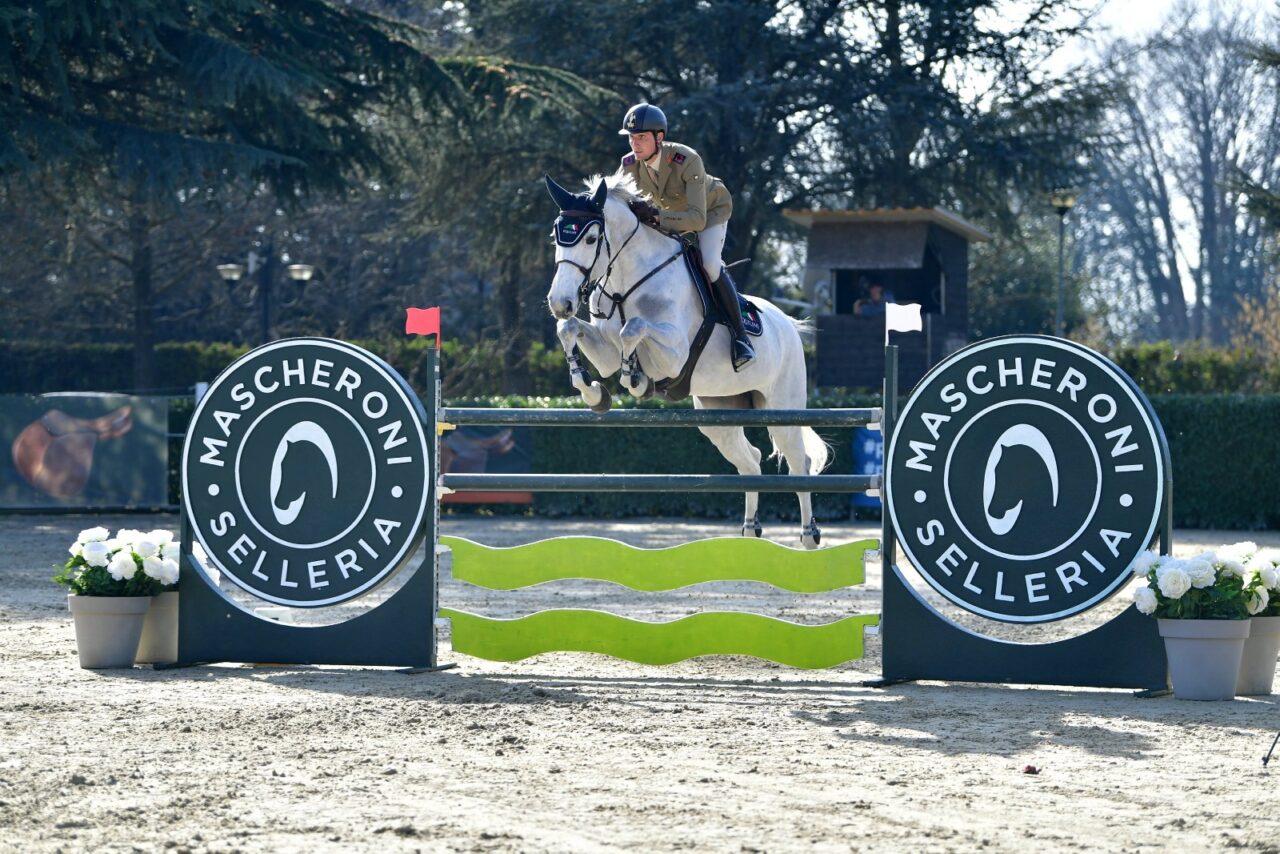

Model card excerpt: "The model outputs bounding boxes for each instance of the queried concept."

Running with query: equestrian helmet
[619,103,667,136]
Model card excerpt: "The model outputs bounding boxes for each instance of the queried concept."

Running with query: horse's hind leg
[695,397,763,537]
[769,425,820,549]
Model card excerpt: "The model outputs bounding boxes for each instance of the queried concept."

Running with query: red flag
[405,306,441,348]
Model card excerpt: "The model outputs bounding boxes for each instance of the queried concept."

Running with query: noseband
[553,207,680,323]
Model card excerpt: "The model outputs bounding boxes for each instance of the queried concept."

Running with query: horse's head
[544,174,611,319]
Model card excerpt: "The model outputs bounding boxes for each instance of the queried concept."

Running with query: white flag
[885,302,923,333]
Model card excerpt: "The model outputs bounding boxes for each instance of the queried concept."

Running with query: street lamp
[215,241,314,345]
[1049,188,1077,338]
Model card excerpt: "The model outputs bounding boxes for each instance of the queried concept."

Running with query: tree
[463,0,1102,276]
[0,0,596,387]
[969,215,1087,339]
[1076,3,1280,344]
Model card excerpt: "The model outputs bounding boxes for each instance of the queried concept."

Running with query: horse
[543,173,829,549]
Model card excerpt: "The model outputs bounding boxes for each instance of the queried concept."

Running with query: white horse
[544,173,829,548]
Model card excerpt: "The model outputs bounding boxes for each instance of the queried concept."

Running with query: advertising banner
[0,393,169,510]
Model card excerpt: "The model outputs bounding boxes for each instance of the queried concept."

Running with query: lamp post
[1049,189,1077,338]
[216,240,315,345]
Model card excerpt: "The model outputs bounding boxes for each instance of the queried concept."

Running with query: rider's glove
[628,199,662,228]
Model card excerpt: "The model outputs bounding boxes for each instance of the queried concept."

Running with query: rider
[616,103,756,371]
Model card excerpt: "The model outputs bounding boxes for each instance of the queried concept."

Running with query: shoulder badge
[671,153,686,165]
[622,153,636,166]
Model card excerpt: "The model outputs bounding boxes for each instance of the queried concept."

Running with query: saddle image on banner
[1,393,169,509]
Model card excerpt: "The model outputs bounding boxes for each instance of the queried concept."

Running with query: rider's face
[629,131,660,161]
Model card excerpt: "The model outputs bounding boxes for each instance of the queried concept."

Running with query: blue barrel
[851,426,882,510]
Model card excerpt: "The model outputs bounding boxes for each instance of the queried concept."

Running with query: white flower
[1262,566,1280,591]
[1247,585,1270,616]
[1133,585,1158,615]
[1184,558,1216,590]
[142,555,167,581]
[105,537,125,552]
[1156,566,1192,600]
[106,551,136,582]
[77,526,109,543]
[192,542,209,564]
[1131,550,1161,578]
[133,539,160,559]
[1221,541,1258,563]
[115,528,145,545]
[159,558,180,586]
[1221,559,1248,580]
[1256,547,1280,565]
[161,541,182,561]
[145,529,174,546]
[81,541,112,568]
[68,541,84,558]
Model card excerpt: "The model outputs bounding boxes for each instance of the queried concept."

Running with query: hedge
[7,338,1280,397]
[162,393,1280,530]
[1152,395,1280,529]
[0,339,567,397]
[513,394,1280,530]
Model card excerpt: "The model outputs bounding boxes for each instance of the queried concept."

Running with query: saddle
[649,242,763,402]
[12,406,133,498]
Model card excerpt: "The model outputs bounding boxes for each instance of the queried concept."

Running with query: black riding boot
[710,268,756,371]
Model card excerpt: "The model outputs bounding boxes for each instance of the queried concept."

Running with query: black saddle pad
[680,246,763,337]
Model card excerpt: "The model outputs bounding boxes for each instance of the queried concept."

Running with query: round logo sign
[182,338,431,608]
[885,336,1167,623]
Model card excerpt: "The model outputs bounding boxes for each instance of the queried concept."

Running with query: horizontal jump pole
[440,407,880,427]
[439,474,878,493]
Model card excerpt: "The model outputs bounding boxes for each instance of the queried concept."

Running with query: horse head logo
[981,424,1059,536]
[269,421,339,526]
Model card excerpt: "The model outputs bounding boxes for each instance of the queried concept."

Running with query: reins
[579,213,684,324]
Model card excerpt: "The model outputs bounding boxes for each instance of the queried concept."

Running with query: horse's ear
[544,174,577,211]
[589,178,608,212]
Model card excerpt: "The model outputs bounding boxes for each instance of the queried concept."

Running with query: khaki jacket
[618,141,732,232]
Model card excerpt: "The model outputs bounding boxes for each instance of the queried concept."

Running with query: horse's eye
[585,236,598,245]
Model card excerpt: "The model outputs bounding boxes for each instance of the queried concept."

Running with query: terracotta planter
[1237,615,1280,696]
[135,591,179,665]
[67,595,152,669]
[1158,618,1251,701]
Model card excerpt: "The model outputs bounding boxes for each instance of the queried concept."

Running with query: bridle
[553,205,683,325]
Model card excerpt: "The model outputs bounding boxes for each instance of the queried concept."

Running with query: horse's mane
[581,173,648,207]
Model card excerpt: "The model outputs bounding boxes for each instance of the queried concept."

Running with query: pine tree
[0,1,599,386]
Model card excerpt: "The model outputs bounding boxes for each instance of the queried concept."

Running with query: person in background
[854,281,895,317]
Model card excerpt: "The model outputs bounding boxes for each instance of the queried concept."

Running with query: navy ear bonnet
[553,213,601,247]
[545,175,608,247]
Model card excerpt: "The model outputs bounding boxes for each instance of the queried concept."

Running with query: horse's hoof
[589,386,612,414]
[636,375,655,400]
[742,514,762,538]
[801,520,821,550]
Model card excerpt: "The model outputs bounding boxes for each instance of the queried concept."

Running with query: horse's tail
[789,316,816,342]
[770,424,830,474]
[801,426,831,474]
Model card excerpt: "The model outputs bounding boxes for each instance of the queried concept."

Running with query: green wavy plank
[440,608,880,669]
[441,535,875,593]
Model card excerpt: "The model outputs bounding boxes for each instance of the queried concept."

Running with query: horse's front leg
[558,317,621,412]
[619,318,690,394]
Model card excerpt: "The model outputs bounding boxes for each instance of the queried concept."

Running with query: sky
[1061,0,1260,62]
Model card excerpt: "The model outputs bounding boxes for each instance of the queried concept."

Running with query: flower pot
[1158,618,1251,701]
[67,595,152,669]
[135,591,179,665]
[1237,615,1280,696]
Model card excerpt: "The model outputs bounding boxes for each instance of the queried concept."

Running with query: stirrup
[731,337,756,372]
